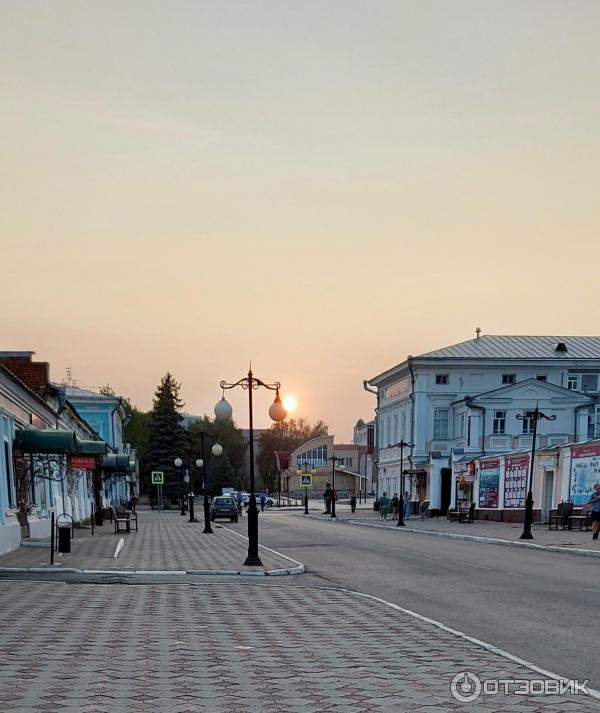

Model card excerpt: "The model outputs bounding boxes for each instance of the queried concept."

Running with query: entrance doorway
[440,468,452,515]
[542,470,554,523]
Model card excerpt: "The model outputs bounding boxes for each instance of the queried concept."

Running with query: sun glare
[283,395,298,413]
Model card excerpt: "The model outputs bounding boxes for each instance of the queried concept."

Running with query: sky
[2,1,600,440]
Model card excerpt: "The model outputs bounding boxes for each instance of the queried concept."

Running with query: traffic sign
[300,474,313,488]
[151,471,164,485]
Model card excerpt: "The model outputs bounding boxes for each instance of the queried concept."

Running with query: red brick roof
[0,356,50,395]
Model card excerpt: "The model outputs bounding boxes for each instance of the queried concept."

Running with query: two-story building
[365,334,600,521]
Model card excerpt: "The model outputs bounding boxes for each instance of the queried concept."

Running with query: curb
[331,517,600,558]
[0,565,304,577]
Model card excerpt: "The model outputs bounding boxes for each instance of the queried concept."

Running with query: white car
[243,494,273,507]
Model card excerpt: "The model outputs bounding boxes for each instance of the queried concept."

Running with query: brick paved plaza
[0,579,596,713]
[0,511,297,573]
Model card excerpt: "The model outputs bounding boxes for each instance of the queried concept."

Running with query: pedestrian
[588,483,600,540]
[130,492,137,514]
[350,492,357,513]
[236,491,243,517]
[380,492,390,520]
[260,491,266,512]
[391,493,399,520]
[323,482,333,514]
[419,499,428,520]
[403,491,411,520]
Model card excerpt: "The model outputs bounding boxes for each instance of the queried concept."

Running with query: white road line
[506,572,524,577]
[583,587,600,593]
[461,562,493,570]
[411,551,442,560]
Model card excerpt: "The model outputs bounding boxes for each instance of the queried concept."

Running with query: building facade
[365,335,600,521]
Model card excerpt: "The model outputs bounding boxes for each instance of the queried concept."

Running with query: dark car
[209,496,239,523]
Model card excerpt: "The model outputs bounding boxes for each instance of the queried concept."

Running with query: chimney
[475,327,482,340]
[0,352,50,395]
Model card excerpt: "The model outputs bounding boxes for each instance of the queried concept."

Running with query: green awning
[14,429,77,454]
[77,439,107,455]
[100,454,135,472]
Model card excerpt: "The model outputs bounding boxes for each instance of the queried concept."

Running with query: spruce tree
[147,373,187,503]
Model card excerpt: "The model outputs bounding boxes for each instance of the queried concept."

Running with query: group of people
[377,492,413,521]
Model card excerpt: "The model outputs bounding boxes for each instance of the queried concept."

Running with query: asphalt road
[251,510,600,689]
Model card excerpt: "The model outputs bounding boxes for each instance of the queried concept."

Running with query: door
[542,470,554,523]
[440,468,452,515]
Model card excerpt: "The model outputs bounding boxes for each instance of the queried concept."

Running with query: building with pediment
[365,333,600,521]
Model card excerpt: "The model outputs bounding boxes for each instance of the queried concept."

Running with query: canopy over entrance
[14,429,77,454]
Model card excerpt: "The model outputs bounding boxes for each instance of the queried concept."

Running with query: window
[502,374,516,385]
[459,413,465,438]
[433,409,449,439]
[581,374,599,393]
[297,445,328,467]
[346,457,353,468]
[4,441,14,508]
[493,411,506,435]
[467,416,472,444]
[567,376,579,390]
[435,374,449,385]
[536,375,547,382]
[521,411,536,435]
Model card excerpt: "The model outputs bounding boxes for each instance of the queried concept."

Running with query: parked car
[209,496,239,522]
[242,494,274,507]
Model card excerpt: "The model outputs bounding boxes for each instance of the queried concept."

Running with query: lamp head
[214,397,233,421]
[269,390,287,422]
[195,458,203,468]
[174,457,183,468]
[211,443,223,457]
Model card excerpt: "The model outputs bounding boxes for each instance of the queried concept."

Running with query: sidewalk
[319,504,600,554]
[0,579,596,712]
[0,510,302,575]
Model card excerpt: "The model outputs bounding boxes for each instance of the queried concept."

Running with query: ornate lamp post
[516,405,556,540]
[297,461,316,515]
[327,455,345,518]
[174,455,204,523]
[215,368,287,566]
[387,440,414,527]
[194,432,223,535]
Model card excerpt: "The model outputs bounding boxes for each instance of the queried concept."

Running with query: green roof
[14,429,77,454]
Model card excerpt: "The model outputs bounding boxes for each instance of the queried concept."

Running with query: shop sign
[70,455,97,470]
[570,442,600,505]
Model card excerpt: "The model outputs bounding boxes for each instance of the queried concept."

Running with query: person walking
[403,491,411,521]
[236,491,243,517]
[391,493,399,520]
[350,492,357,513]
[380,492,390,520]
[260,491,266,512]
[588,483,600,540]
[323,482,333,514]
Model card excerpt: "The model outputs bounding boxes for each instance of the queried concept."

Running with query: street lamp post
[387,440,414,527]
[191,431,223,535]
[174,455,204,523]
[297,461,316,515]
[327,455,344,519]
[516,405,556,540]
[215,368,287,567]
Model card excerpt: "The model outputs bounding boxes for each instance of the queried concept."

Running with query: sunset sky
[2,1,600,440]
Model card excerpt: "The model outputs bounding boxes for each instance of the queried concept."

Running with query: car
[242,493,274,507]
[209,496,238,522]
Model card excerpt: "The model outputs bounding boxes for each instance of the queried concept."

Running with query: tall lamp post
[327,455,345,519]
[297,461,316,515]
[174,455,203,523]
[215,368,287,566]
[516,405,556,540]
[387,440,414,527]
[193,432,223,535]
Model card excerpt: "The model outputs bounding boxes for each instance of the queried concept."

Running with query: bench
[111,506,131,534]
[568,508,591,531]
[448,503,476,524]
[549,502,572,530]
[127,509,138,532]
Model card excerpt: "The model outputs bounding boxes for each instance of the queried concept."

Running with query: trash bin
[373,500,380,512]
[58,526,71,553]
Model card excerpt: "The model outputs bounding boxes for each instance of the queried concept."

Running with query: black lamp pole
[174,454,197,523]
[195,431,221,534]
[298,461,314,515]
[328,455,343,518]
[516,405,556,540]
[387,440,414,527]
[220,370,284,567]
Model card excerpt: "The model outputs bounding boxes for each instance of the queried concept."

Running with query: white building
[365,334,600,521]
[353,419,375,496]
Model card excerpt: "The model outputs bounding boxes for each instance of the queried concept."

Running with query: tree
[257,418,329,491]
[205,451,235,496]
[146,373,187,502]
[124,405,151,491]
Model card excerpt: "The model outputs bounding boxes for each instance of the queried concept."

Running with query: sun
[283,395,298,413]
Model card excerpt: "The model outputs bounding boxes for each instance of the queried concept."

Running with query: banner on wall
[479,458,500,508]
[503,454,530,508]
[570,442,600,505]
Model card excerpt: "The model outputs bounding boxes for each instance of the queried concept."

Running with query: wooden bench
[549,502,572,530]
[568,508,591,531]
[448,503,476,523]
[111,506,131,534]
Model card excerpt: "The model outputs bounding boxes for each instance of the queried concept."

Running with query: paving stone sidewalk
[0,579,596,712]
[0,511,298,573]
[321,505,600,551]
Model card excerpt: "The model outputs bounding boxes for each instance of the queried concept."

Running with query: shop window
[493,411,506,435]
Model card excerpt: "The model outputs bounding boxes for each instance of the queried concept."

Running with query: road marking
[583,587,600,593]
[506,572,524,577]
[461,562,492,570]
[411,551,442,560]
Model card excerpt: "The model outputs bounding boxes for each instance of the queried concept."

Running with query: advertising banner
[69,455,97,470]
[503,454,530,508]
[570,442,600,505]
[479,458,500,508]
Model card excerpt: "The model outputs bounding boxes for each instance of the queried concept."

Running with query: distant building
[353,419,376,496]
[365,334,600,521]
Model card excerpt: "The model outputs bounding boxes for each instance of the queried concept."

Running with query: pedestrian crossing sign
[151,471,164,485]
[300,474,313,488]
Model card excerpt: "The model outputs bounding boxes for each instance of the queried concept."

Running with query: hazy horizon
[3,1,600,440]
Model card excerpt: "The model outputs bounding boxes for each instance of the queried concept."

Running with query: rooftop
[418,335,600,360]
